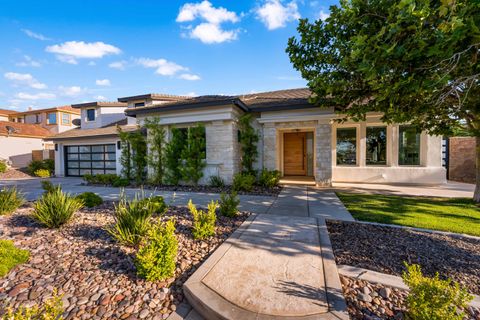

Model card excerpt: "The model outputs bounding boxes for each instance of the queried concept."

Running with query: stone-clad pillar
[315,122,332,186]
[263,123,277,170]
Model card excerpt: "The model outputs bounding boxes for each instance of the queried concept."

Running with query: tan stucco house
[50,88,446,186]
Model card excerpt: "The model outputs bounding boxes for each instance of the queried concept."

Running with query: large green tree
[286,0,480,201]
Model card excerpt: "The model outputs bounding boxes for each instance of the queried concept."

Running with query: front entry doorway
[283,132,307,176]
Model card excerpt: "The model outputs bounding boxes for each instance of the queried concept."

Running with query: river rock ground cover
[328,220,480,296]
[0,202,249,319]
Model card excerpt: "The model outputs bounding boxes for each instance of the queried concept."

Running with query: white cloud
[95,95,107,101]
[190,23,238,44]
[15,92,56,100]
[318,10,330,21]
[256,0,300,30]
[16,55,42,67]
[179,73,201,81]
[95,79,111,86]
[59,86,84,97]
[109,60,127,70]
[4,72,47,89]
[176,1,240,44]
[184,92,197,97]
[21,29,51,41]
[46,41,121,64]
[136,58,187,76]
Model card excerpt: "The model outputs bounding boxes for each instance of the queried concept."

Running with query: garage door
[65,144,116,176]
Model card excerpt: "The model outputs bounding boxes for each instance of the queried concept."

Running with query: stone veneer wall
[315,122,332,186]
[448,137,476,183]
[204,120,240,184]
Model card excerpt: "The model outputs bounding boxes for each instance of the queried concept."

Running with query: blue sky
[0,0,335,111]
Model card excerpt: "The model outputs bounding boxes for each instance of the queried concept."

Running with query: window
[17,118,24,123]
[336,128,357,165]
[86,109,95,122]
[47,113,56,124]
[65,144,116,176]
[399,126,420,165]
[35,114,41,123]
[366,126,387,165]
[177,127,206,159]
[134,102,145,108]
[61,113,70,125]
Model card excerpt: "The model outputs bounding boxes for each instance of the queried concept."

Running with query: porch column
[263,123,277,171]
[315,121,332,186]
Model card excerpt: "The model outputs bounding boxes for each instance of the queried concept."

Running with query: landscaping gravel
[328,221,480,295]
[87,183,282,197]
[0,202,249,319]
[0,168,33,180]
[341,275,480,320]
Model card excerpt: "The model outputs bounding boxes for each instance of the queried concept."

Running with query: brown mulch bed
[327,220,480,295]
[0,203,249,319]
[0,168,33,180]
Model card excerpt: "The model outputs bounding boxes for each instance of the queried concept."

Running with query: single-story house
[0,121,52,167]
[51,88,445,186]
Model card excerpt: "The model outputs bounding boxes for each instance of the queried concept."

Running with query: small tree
[180,125,206,186]
[118,126,133,181]
[238,114,259,174]
[118,126,147,185]
[145,117,166,184]
[164,127,185,185]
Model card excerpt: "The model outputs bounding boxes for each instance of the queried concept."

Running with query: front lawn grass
[0,240,30,277]
[337,192,480,236]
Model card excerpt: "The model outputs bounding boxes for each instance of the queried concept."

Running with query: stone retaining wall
[449,137,476,183]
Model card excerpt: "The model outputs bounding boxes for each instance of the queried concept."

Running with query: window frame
[398,125,421,166]
[365,125,388,166]
[47,112,57,125]
[64,144,116,176]
[61,112,71,125]
[335,126,358,166]
[86,109,96,122]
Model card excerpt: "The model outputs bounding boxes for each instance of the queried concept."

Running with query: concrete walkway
[182,186,352,320]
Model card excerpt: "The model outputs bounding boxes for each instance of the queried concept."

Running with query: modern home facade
[51,88,446,185]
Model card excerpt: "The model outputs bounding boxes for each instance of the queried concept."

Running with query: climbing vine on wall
[117,125,147,184]
[145,117,166,184]
[238,114,259,174]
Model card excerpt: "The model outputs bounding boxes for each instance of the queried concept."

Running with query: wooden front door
[283,132,307,176]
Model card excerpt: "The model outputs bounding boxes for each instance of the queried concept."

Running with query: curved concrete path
[182,186,351,320]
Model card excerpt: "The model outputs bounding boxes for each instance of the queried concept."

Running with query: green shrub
[232,173,256,192]
[2,289,63,320]
[219,192,240,218]
[32,186,84,228]
[76,192,103,208]
[34,168,51,178]
[209,175,225,188]
[0,160,7,174]
[27,159,54,176]
[83,173,118,185]
[402,263,473,320]
[41,180,56,194]
[138,195,167,215]
[112,177,130,187]
[135,219,178,282]
[0,240,30,277]
[188,200,217,240]
[0,187,24,216]
[258,169,281,188]
[107,195,155,246]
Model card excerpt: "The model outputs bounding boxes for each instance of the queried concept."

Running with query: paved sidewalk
[184,213,348,319]
[267,185,354,221]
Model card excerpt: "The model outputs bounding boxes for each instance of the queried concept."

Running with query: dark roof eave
[248,103,316,112]
[50,133,121,141]
[126,98,248,117]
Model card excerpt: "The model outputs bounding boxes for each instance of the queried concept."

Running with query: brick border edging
[183,213,350,320]
[337,265,480,309]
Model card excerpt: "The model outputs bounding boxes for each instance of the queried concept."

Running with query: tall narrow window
[62,112,70,125]
[366,127,387,165]
[336,128,357,165]
[47,113,57,124]
[399,126,420,165]
[86,109,96,122]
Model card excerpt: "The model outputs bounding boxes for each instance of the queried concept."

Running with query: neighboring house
[51,88,446,185]
[0,121,52,167]
[50,102,136,177]
[0,109,19,121]
[8,105,80,135]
